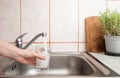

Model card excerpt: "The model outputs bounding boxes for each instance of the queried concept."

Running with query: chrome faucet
[16,32,47,49]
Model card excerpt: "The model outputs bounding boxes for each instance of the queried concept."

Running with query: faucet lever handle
[16,33,28,48]
[16,33,28,40]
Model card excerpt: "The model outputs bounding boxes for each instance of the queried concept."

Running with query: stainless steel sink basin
[2,53,119,77]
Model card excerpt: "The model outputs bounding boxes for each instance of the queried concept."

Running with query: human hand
[0,39,45,65]
[11,49,46,65]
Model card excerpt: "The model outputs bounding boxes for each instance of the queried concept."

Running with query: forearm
[0,39,21,58]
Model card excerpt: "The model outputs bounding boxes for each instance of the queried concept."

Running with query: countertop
[89,52,120,75]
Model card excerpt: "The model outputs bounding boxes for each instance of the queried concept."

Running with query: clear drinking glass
[35,45,50,69]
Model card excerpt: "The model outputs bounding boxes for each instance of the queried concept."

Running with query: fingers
[17,58,35,65]
[27,58,36,65]
[24,58,36,65]
[36,54,46,60]
[16,49,46,65]
[35,49,46,60]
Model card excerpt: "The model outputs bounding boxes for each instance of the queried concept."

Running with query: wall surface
[0,0,120,52]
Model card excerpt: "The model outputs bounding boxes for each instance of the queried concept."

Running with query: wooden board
[85,16,105,52]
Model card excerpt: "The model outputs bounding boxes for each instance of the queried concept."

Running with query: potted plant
[99,9,120,56]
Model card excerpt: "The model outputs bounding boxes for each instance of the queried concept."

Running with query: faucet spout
[23,32,47,49]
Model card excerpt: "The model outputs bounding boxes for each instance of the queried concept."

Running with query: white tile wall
[0,0,119,52]
[21,0,49,42]
[23,43,49,50]
[51,43,78,52]
[79,43,86,52]
[0,0,20,42]
[50,0,78,42]
[107,0,120,11]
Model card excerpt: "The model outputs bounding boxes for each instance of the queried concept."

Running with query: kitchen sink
[2,53,119,77]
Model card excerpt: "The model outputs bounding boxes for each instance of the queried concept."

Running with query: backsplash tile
[50,43,78,52]
[107,0,120,11]
[0,0,118,52]
[21,0,49,42]
[50,0,78,42]
[79,43,86,52]
[0,0,20,42]
[23,43,49,50]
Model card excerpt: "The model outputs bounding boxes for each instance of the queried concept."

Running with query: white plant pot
[104,35,120,56]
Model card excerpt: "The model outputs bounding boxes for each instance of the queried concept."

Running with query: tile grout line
[10,42,86,44]
[23,42,86,44]
[106,0,108,9]
[78,0,80,52]
[49,0,51,47]
[20,0,22,34]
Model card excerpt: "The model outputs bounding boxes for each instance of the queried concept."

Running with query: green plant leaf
[99,9,120,36]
